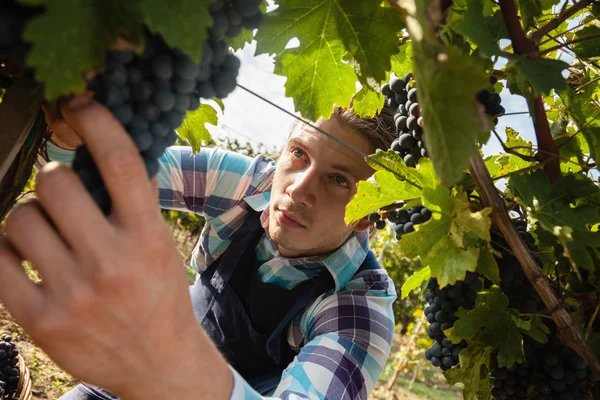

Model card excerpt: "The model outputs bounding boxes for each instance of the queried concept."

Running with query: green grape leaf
[505,127,534,155]
[389,41,413,80]
[255,1,403,120]
[516,0,542,29]
[178,104,218,154]
[401,266,431,299]
[447,288,525,368]
[509,171,600,272]
[229,28,255,51]
[141,0,212,63]
[365,150,434,189]
[400,187,491,287]
[345,170,422,223]
[476,246,500,284]
[444,342,493,400]
[514,57,569,95]
[353,87,384,118]
[572,25,600,59]
[411,45,489,184]
[523,315,550,343]
[456,0,503,57]
[22,0,122,99]
[557,86,600,162]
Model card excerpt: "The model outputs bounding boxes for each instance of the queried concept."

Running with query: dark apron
[60,208,379,399]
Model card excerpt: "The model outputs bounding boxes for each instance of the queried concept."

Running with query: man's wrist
[118,324,234,400]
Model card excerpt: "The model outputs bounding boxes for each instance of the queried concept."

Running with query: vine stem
[469,153,600,376]
[499,0,562,183]
[536,32,600,56]
[530,0,593,46]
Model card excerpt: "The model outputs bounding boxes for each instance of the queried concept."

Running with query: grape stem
[530,0,593,46]
[585,302,600,340]
[536,32,600,56]
[469,152,600,376]
[498,0,562,183]
[491,129,537,162]
[520,313,554,320]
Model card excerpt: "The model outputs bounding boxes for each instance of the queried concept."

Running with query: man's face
[268,116,374,258]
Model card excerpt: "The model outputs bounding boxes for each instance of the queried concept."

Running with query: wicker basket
[7,354,32,400]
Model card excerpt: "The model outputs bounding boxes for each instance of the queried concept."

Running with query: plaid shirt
[41,143,397,400]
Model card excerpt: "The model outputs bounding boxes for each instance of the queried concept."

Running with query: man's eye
[334,175,349,188]
[292,148,305,159]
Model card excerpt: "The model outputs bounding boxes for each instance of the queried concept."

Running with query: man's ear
[354,216,372,232]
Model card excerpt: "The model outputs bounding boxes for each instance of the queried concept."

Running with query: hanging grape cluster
[477,76,505,126]
[0,334,20,399]
[382,72,427,167]
[423,272,482,371]
[368,203,432,238]
[488,226,599,399]
[69,0,263,214]
[491,335,599,400]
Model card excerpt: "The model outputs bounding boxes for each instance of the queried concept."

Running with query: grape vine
[1,1,600,399]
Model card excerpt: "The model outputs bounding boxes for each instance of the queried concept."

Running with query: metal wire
[236,83,421,189]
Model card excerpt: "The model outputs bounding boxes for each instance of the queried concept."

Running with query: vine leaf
[516,0,542,29]
[254,0,404,120]
[476,246,500,285]
[141,0,212,63]
[345,170,421,223]
[447,288,532,368]
[444,342,493,400]
[456,0,504,57]
[513,57,569,95]
[400,187,492,287]
[557,86,600,162]
[177,104,217,154]
[352,87,384,118]
[572,25,600,59]
[401,266,430,299]
[22,0,120,99]
[21,0,213,99]
[411,45,489,184]
[509,171,600,272]
[389,41,413,79]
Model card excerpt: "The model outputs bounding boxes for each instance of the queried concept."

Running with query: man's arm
[228,270,397,400]
[38,135,275,217]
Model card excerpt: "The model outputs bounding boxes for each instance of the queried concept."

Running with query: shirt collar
[250,198,370,292]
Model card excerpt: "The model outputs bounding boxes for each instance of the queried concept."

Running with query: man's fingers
[4,200,82,292]
[42,102,83,150]
[33,162,115,260]
[0,236,45,331]
[58,96,160,229]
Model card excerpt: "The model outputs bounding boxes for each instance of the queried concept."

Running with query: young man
[1,96,397,400]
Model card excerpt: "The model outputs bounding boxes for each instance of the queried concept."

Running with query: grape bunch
[388,206,432,240]
[424,272,482,371]
[71,0,262,214]
[368,203,432,237]
[382,72,427,167]
[477,76,505,126]
[492,223,544,314]
[0,334,20,399]
[491,336,599,400]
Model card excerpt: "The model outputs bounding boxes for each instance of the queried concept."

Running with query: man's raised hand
[0,96,232,400]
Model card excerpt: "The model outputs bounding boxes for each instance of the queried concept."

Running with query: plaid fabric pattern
[40,142,398,400]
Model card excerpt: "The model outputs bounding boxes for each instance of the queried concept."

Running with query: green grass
[392,377,462,400]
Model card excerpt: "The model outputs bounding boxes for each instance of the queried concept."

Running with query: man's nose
[285,169,317,208]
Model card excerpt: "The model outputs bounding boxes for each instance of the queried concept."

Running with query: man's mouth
[277,209,307,229]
